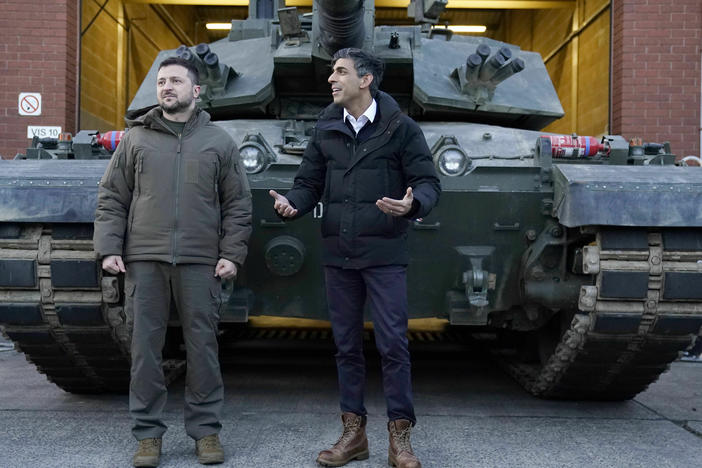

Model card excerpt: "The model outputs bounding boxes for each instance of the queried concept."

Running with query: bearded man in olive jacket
[270,48,440,468]
[94,57,252,467]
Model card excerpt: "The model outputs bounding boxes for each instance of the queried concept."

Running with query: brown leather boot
[388,419,421,468]
[316,412,369,467]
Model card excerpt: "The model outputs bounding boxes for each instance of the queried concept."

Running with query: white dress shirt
[343,99,377,134]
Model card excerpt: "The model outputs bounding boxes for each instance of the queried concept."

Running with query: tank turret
[128,0,561,128]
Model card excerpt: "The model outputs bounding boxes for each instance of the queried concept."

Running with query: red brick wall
[612,0,701,157]
[0,0,79,159]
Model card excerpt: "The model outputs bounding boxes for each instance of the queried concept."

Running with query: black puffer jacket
[285,91,441,268]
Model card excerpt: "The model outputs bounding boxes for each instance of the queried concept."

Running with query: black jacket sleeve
[399,117,441,219]
[283,127,327,219]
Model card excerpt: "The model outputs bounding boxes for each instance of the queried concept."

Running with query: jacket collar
[316,91,401,140]
[125,106,210,136]
[313,92,406,174]
[343,98,377,132]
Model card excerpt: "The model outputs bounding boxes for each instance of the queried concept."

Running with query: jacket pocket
[128,155,144,232]
[214,160,222,237]
[215,181,222,237]
[185,160,199,184]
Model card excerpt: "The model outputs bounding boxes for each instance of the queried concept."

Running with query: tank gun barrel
[317,0,365,55]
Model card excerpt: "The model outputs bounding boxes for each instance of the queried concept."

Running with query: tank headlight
[240,143,266,173]
[431,135,471,176]
[438,148,469,176]
[239,133,276,174]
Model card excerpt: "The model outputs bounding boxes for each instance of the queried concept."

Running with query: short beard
[159,96,192,115]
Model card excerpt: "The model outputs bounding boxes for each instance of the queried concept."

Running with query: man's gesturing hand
[102,255,126,274]
[215,258,237,279]
[376,187,414,217]
[269,190,298,218]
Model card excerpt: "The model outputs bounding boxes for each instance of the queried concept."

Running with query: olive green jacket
[94,107,252,267]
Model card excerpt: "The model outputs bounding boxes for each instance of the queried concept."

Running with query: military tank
[1,0,701,398]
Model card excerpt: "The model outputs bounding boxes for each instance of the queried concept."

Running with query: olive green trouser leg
[127,262,224,441]
[173,263,224,440]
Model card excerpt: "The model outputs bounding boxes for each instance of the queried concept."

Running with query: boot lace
[333,418,362,447]
[140,438,159,448]
[199,435,220,450]
[393,426,413,453]
[137,438,160,455]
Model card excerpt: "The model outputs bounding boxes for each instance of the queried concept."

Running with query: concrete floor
[0,337,700,468]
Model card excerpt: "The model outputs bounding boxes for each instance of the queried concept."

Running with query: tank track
[0,224,183,393]
[502,229,702,400]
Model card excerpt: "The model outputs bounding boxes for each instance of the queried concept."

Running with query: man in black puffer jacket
[270,48,440,468]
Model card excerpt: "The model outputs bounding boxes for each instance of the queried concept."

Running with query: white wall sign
[19,92,42,116]
[27,126,62,139]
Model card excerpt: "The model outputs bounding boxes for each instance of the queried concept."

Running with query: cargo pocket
[210,282,223,322]
[124,282,136,334]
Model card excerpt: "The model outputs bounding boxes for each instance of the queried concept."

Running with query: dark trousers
[126,261,224,440]
[324,265,416,424]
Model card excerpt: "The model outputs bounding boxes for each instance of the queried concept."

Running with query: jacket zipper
[172,132,182,264]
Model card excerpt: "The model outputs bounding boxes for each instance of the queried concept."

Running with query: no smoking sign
[19,92,42,116]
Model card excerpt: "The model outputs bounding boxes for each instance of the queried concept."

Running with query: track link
[503,229,702,400]
[0,224,182,393]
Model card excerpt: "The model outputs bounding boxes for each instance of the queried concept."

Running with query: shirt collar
[343,98,377,133]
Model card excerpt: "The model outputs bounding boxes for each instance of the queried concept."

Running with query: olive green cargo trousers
[125,261,223,441]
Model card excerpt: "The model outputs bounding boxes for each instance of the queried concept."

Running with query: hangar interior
[80,0,609,137]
